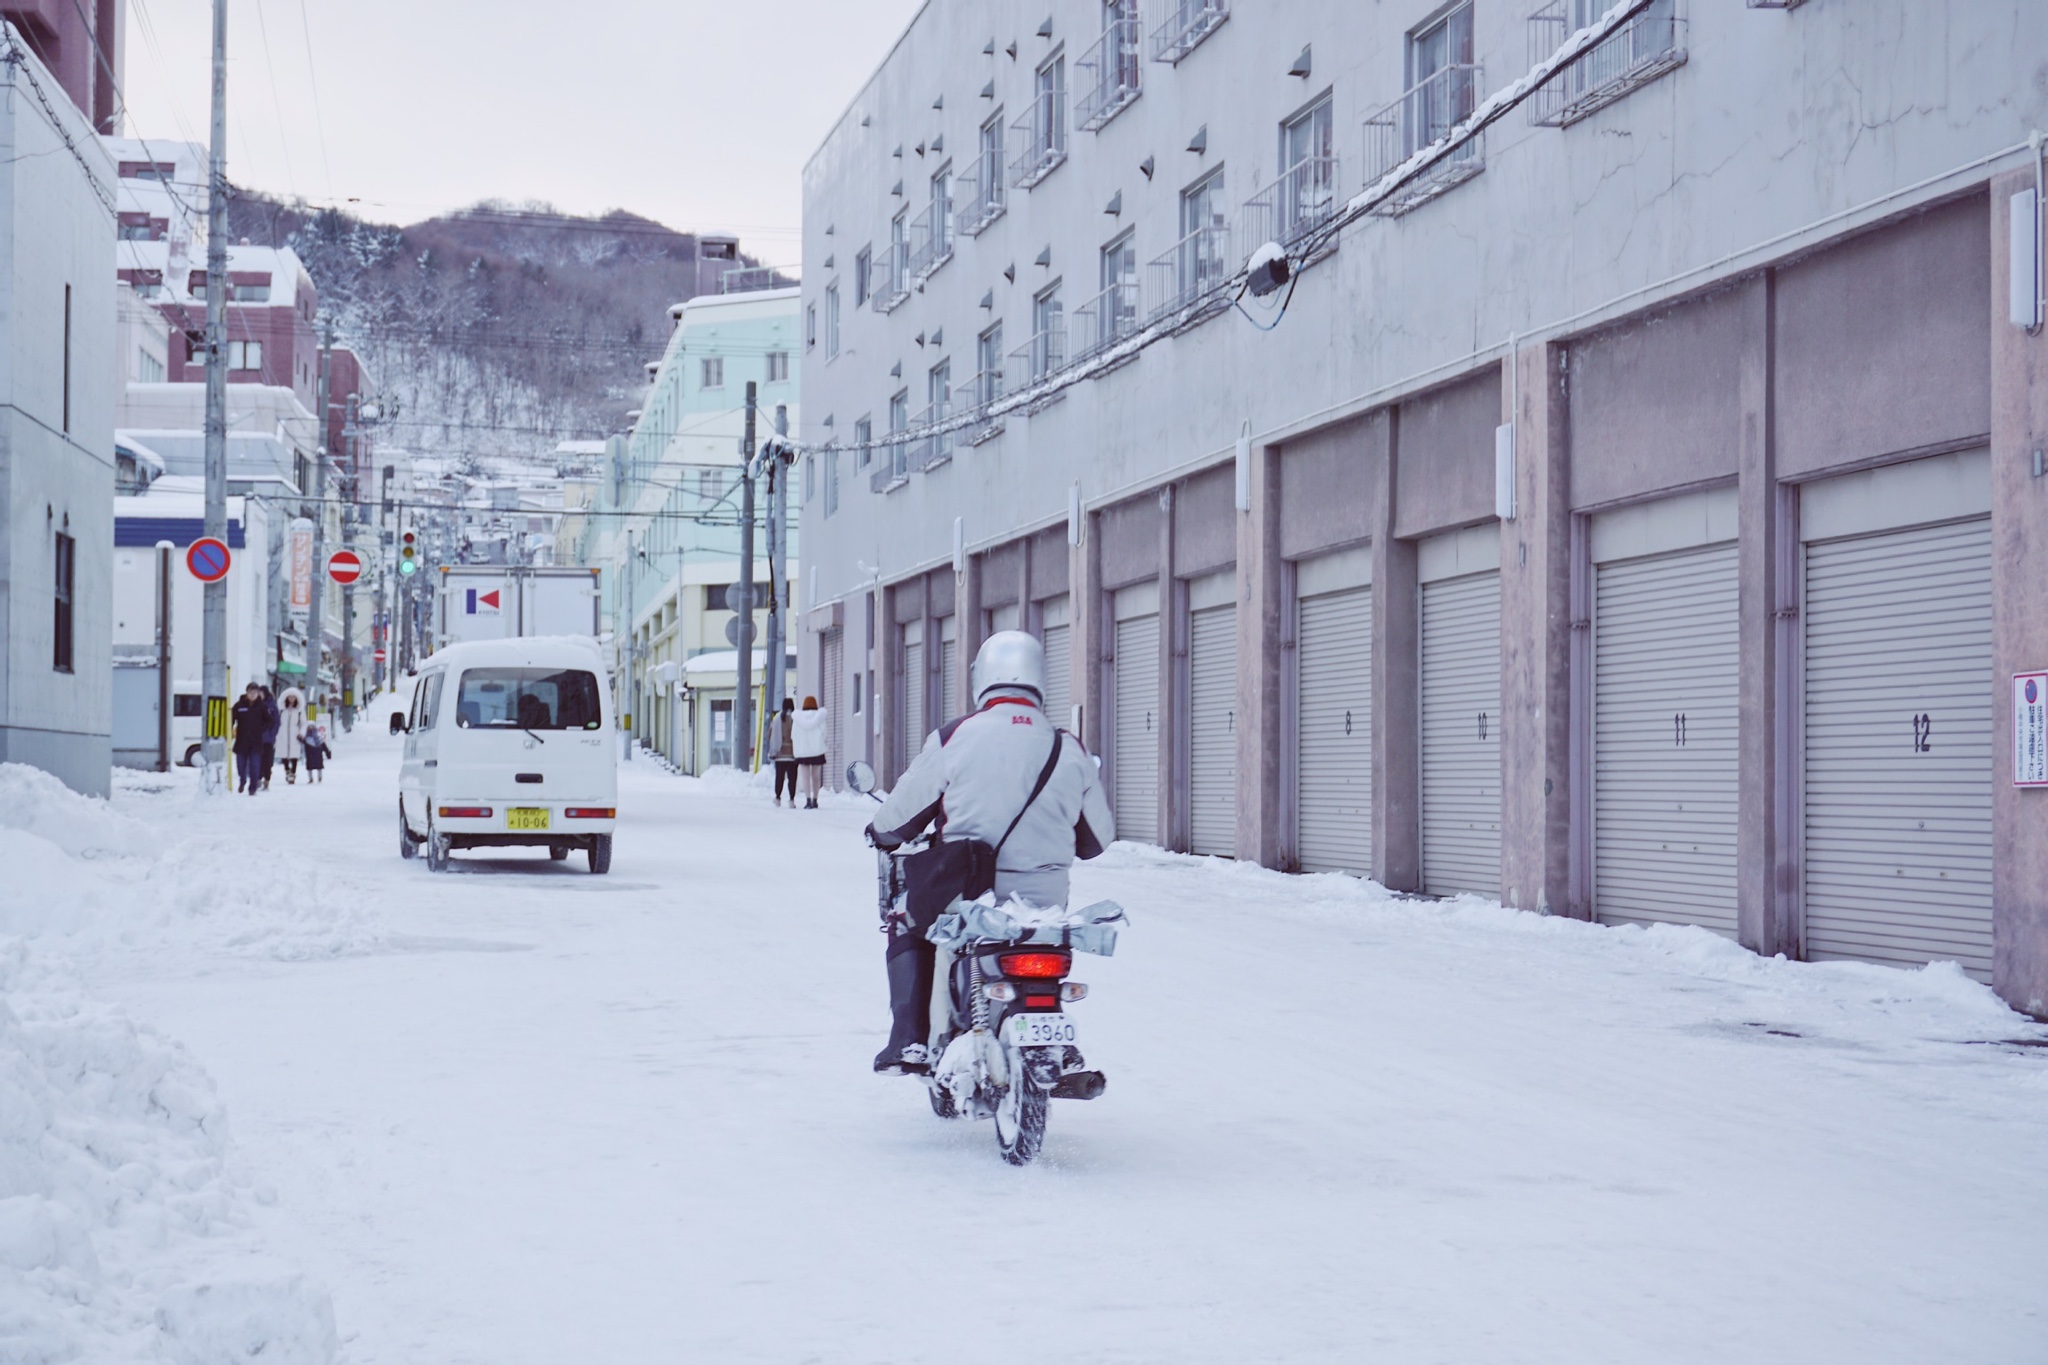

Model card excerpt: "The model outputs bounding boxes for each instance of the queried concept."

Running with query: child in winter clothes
[302,724,331,782]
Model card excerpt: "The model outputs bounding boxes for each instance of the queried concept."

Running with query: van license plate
[1006,1014,1077,1048]
[506,807,550,831]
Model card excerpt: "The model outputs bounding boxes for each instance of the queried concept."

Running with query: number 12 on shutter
[2016,671,2048,788]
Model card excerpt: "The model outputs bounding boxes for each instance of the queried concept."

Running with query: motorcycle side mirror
[846,760,876,794]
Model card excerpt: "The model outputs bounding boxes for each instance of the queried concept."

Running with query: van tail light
[565,807,615,819]
[998,951,1071,979]
[438,806,492,818]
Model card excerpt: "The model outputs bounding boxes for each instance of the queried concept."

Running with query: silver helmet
[971,630,1046,706]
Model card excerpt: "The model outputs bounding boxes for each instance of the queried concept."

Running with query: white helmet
[971,630,1046,706]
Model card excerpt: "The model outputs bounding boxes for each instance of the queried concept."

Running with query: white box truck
[436,566,602,646]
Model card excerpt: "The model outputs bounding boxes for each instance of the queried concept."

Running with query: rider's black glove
[865,822,903,851]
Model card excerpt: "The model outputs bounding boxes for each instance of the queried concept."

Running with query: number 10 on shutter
[2016,671,2048,788]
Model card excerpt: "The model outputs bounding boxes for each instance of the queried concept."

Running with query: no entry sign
[186,537,231,583]
[327,549,363,584]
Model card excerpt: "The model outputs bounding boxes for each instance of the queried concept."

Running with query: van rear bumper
[443,831,612,849]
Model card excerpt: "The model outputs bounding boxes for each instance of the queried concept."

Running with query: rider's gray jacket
[871,696,1115,909]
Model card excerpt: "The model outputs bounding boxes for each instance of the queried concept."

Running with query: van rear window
[455,668,603,730]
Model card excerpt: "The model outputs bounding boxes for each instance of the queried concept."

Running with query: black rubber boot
[876,939,934,1073]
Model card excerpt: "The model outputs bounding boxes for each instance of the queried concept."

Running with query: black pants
[774,759,798,800]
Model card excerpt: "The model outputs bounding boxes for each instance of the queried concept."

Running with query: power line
[249,0,297,195]
[294,0,336,200]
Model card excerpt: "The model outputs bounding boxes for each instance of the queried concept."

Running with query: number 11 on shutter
[2016,671,2048,788]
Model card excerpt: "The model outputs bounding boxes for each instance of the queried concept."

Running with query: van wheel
[399,802,417,859]
[181,744,203,768]
[426,818,451,872]
[549,845,569,861]
[586,834,612,875]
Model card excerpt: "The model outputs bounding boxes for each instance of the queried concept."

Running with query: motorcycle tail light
[438,806,492,818]
[1024,995,1058,1008]
[998,951,1070,979]
[982,982,1017,1002]
[1059,982,1088,1002]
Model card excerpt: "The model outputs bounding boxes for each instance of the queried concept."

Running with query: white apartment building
[799,1,2048,1016]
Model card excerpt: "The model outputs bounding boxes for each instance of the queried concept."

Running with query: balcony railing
[905,201,953,282]
[1362,63,1485,216]
[719,265,794,294]
[1075,18,1143,131]
[1240,155,1341,252]
[870,433,911,492]
[964,365,1005,444]
[1147,224,1231,320]
[1150,0,1228,65]
[909,401,954,472]
[1009,322,1066,388]
[956,150,1006,237]
[1527,0,1687,128]
[870,250,911,313]
[1009,88,1068,190]
[1072,281,1142,360]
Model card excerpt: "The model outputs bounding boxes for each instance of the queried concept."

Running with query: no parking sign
[2017,672,2048,788]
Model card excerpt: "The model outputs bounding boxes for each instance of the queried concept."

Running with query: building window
[1011,54,1068,188]
[766,350,790,383]
[61,284,71,433]
[976,322,1004,407]
[806,303,817,349]
[1077,0,1142,131]
[803,453,816,503]
[825,447,840,517]
[118,160,177,180]
[854,416,873,471]
[52,531,75,673]
[1152,168,1228,313]
[702,356,725,388]
[891,210,910,296]
[118,212,153,240]
[1084,232,1138,355]
[962,111,1007,236]
[826,283,841,358]
[136,348,164,384]
[699,468,724,502]
[225,340,263,371]
[888,390,910,480]
[1260,95,1338,244]
[1023,285,1063,381]
[231,280,271,302]
[1528,0,1685,128]
[1364,4,1483,212]
[855,247,872,306]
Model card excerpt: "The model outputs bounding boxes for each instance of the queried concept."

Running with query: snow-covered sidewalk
[6,726,2046,1363]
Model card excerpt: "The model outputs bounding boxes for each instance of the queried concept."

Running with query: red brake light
[998,952,1070,979]
[437,806,491,818]
[565,807,615,819]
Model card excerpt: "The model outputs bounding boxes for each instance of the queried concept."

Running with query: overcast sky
[120,0,924,260]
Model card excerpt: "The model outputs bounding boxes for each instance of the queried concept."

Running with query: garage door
[1419,527,1500,897]
[899,620,924,771]
[1187,571,1237,857]
[1113,583,1160,846]
[1295,547,1372,876]
[1041,595,1072,731]
[822,628,845,789]
[938,615,959,725]
[1593,540,1740,935]
[1802,454,1993,978]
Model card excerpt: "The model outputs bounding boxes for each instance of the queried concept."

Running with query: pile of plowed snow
[0,765,338,1365]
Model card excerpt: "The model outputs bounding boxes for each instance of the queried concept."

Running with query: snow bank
[0,764,161,859]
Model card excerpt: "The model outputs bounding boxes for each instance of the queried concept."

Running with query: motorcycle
[848,761,1123,1166]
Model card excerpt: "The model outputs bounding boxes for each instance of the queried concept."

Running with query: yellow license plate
[506,807,551,831]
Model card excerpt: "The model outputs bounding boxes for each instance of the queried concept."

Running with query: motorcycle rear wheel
[995,1079,1048,1165]
[928,1083,958,1119]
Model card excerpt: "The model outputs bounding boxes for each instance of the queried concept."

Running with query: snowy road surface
[9,719,2048,1363]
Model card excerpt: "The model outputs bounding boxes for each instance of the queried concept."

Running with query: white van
[397,637,619,874]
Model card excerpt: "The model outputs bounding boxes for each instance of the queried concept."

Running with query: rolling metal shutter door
[1420,571,1501,896]
[900,639,925,769]
[939,618,959,726]
[823,629,845,788]
[1296,586,1372,875]
[1593,543,1740,935]
[1188,605,1237,856]
[1041,623,1072,731]
[1114,613,1160,844]
[1803,518,1994,978]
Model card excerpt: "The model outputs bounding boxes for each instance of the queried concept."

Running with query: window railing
[1147,224,1232,320]
[1072,281,1142,360]
[905,202,952,281]
[871,432,912,492]
[719,265,793,294]
[870,251,911,313]
[1009,322,1066,387]
[910,400,954,472]
[1240,155,1341,252]
[1361,63,1485,216]
[1526,0,1686,128]
[1009,87,1068,190]
[1150,0,1228,64]
[957,150,1007,236]
[964,365,1006,443]
[1075,18,1143,131]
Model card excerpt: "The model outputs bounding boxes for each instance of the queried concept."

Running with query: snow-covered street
[8,722,2048,1363]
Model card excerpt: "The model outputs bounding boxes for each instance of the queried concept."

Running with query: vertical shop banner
[289,517,315,614]
[2016,671,2048,788]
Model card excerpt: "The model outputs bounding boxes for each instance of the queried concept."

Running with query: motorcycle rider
[865,630,1114,1074]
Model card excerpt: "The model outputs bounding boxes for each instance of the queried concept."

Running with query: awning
[275,660,308,675]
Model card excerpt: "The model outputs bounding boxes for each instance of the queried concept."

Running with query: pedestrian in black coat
[229,683,267,795]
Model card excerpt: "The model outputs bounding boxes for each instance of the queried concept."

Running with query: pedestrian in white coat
[792,696,828,808]
[276,687,307,784]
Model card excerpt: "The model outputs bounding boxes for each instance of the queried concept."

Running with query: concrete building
[1,1,122,137]
[590,284,801,767]
[0,23,116,794]
[798,0,2048,1015]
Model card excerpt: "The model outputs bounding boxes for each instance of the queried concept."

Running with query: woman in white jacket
[276,687,307,783]
[791,696,829,809]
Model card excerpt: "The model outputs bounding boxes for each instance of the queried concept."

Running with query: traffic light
[400,529,418,575]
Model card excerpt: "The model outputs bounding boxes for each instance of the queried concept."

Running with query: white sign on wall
[2017,671,2048,788]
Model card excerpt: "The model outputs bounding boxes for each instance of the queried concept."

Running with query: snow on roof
[419,636,606,670]
[115,435,166,475]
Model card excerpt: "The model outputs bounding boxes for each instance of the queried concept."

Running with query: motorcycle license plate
[506,807,551,831]
[1006,1013,1078,1048]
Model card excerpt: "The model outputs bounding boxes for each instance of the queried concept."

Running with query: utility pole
[340,394,358,729]
[308,317,332,717]
[764,403,790,728]
[156,540,175,772]
[622,527,635,761]
[735,381,758,772]
[199,0,230,791]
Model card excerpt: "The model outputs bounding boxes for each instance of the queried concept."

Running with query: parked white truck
[435,566,602,646]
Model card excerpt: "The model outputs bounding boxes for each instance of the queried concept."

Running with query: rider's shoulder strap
[994,730,1064,856]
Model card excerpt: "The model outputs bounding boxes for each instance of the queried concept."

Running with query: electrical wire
[294,0,336,201]
[249,0,298,195]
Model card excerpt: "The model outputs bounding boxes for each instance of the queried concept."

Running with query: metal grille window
[1245,97,1338,249]
[909,166,954,280]
[1011,287,1065,384]
[1077,232,1140,359]
[1527,0,1686,128]
[52,531,75,673]
[825,284,840,358]
[1077,1,1142,131]
[960,114,1008,236]
[854,416,872,472]
[915,360,953,471]
[823,448,838,517]
[888,391,911,485]
[1150,170,1229,318]
[1150,0,1227,64]
[1010,57,1068,189]
[854,247,872,305]
[967,323,1005,444]
[873,213,911,313]
[1363,6,1483,215]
